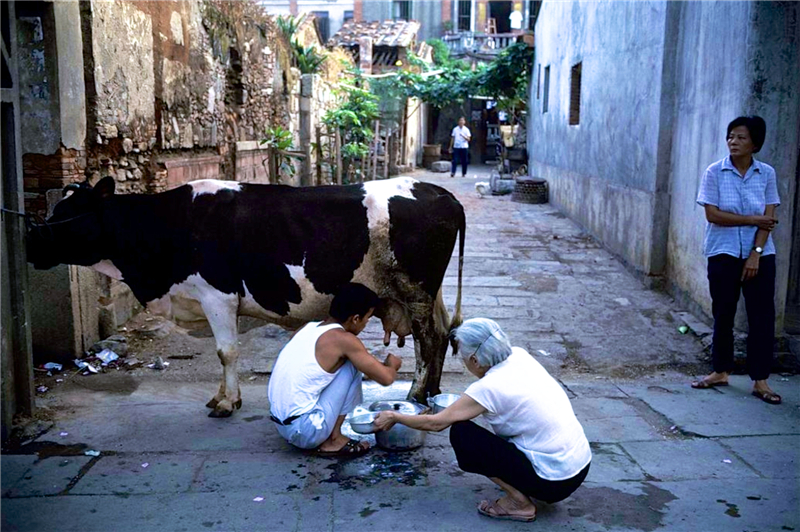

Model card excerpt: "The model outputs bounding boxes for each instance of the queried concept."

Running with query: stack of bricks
[22,147,86,218]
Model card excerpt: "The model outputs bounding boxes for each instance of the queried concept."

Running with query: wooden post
[384,129,391,179]
[371,120,380,181]
[334,129,342,185]
[400,102,407,167]
[315,125,323,186]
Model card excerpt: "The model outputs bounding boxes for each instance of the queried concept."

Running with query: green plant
[277,14,328,75]
[294,44,326,74]
[276,15,300,42]
[323,76,380,183]
[260,126,300,181]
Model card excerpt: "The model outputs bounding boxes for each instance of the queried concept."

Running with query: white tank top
[268,321,344,420]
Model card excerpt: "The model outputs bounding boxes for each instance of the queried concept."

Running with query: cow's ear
[93,176,116,200]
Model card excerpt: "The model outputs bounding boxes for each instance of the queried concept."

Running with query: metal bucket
[428,393,460,414]
[369,400,428,451]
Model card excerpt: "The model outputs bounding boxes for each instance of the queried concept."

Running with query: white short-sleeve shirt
[465,347,592,480]
[451,126,471,149]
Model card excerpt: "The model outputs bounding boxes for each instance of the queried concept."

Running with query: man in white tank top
[268,284,402,457]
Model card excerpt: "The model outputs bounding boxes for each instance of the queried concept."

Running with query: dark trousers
[708,254,776,380]
[449,421,590,504]
[451,148,469,176]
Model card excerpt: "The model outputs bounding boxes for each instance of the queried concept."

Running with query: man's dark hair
[329,283,380,322]
[727,116,767,153]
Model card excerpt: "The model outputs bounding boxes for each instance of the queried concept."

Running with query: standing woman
[692,116,782,404]
[449,116,472,178]
[374,318,591,522]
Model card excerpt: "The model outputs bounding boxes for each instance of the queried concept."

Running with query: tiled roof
[329,19,421,48]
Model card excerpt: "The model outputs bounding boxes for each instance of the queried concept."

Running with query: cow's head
[27,176,115,270]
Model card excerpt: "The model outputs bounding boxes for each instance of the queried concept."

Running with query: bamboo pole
[371,120,380,181]
[384,129,391,179]
[315,125,323,186]
[335,129,342,185]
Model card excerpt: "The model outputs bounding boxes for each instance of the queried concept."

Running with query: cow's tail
[449,203,465,336]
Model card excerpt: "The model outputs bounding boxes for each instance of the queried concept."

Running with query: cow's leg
[406,291,450,404]
[199,294,242,418]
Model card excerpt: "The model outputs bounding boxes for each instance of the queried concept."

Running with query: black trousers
[451,148,469,176]
[449,421,590,504]
[708,254,775,380]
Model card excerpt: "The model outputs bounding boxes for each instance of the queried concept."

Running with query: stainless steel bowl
[369,400,429,451]
[429,393,461,414]
[349,412,380,434]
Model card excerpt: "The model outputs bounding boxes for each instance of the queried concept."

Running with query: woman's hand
[741,252,760,281]
[750,215,778,231]
[373,411,397,432]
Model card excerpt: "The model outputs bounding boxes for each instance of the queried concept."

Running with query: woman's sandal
[751,390,782,405]
[477,499,537,522]
[315,439,370,458]
[691,378,729,389]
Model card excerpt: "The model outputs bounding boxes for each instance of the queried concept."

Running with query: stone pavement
[3,168,798,531]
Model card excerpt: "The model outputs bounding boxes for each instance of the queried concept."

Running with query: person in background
[449,117,472,178]
[374,318,591,522]
[692,115,782,405]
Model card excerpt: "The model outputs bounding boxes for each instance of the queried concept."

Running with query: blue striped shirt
[696,156,780,258]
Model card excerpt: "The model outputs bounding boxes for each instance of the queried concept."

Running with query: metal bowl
[369,400,429,451]
[429,393,461,414]
[349,412,380,434]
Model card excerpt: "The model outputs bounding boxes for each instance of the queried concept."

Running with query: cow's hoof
[208,407,233,418]
[234,398,242,410]
[206,398,220,409]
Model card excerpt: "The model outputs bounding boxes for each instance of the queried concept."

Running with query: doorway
[489,1,513,33]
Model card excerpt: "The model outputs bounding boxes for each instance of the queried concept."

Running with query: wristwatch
[753,246,764,254]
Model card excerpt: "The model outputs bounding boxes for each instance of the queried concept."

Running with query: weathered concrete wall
[528,0,670,275]
[16,3,61,155]
[90,0,156,146]
[666,1,800,329]
[53,0,87,151]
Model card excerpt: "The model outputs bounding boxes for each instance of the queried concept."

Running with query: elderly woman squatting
[374,318,591,522]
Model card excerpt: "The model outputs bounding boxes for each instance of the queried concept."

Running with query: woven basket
[512,177,549,204]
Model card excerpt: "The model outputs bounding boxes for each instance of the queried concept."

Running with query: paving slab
[654,479,799,532]
[560,382,629,398]
[620,439,760,481]
[582,415,663,444]
[571,397,645,421]
[717,435,800,479]
[0,491,334,532]
[70,453,202,495]
[5,455,93,497]
[585,443,647,482]
[0,455,37,495]
[617,378,800,437]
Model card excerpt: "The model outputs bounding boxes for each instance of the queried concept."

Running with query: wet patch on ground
[321,452,426,490]
[563,483,677,531]
[71,374,140,395]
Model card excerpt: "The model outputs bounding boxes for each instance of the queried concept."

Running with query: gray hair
[452,318,512,368]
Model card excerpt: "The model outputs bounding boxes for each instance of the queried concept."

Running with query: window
[344,10,354,22]
[457,0,471,31]
[313,11,330,42]
[542,65,550,113]
[536,64,541,100]
[393,1,411,21]
[569,62,581,125]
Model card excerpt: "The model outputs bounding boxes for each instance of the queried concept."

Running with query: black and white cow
[27,176,465,417]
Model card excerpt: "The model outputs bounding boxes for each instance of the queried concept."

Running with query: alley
[2,169,798,532]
